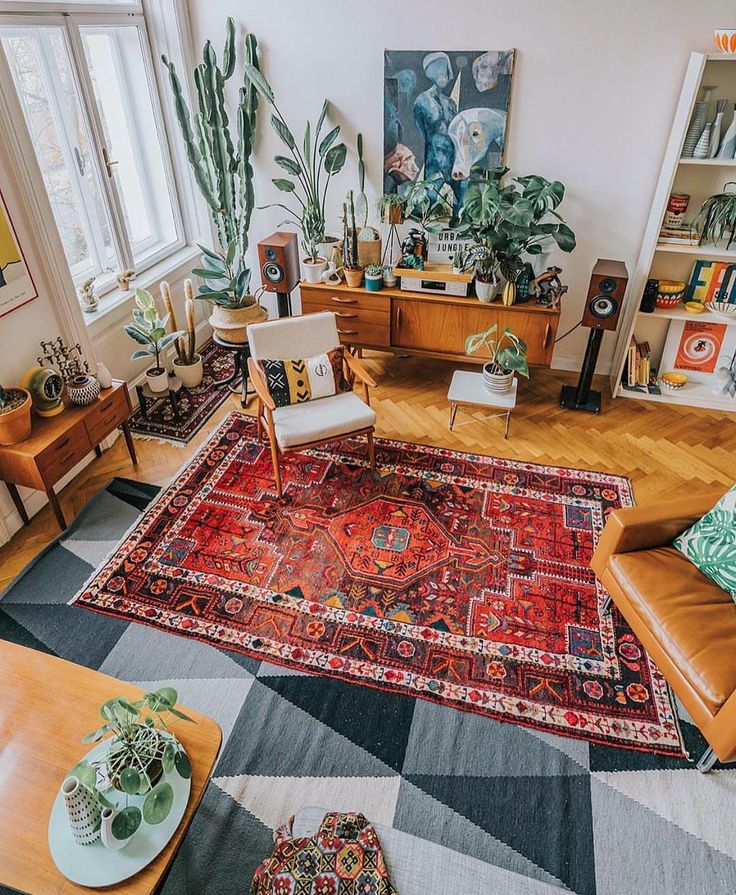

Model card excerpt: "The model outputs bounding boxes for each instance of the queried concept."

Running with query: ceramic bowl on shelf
[655,280,686,309]
[660,371,688,391]
[684,301,706,314]
[705,300,736,319]
[714,29,736,54]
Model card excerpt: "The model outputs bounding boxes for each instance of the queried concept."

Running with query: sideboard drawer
[85,389,130,446]
[336,319,390,347]
[37,421,90,487]
[301,289,391,315]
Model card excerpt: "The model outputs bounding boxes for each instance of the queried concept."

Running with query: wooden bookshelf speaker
[560,259,629,414]
[258,231,300,317]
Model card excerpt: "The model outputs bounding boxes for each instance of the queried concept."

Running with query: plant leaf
[112,806,141,841]
[174,749,192,779]
[272,177,296,192]
[318,125,340,157]
[243,63,274,103]
[271,114,295,150]
[143,782,174,825]
[275,155,302,176]
[119,767,142,795]
[162,743,176,775]
[323,142,347,175]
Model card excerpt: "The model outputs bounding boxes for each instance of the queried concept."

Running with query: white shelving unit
[611,52,736,413]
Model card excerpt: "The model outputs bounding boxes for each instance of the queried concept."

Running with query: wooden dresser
[0,380,136,531]
[299,281,560,365]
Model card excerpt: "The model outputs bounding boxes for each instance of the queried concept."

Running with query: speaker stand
[276,291,293,318]
[560,328,603,413]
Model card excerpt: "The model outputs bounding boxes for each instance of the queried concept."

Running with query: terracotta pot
[146,367,169,393]
[209,302,267,345]
[0,388,32,445]
[174,355,204,389]
[301,257,328,284]
[344,267,364,288]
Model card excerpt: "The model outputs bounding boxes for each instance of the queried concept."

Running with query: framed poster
[0,186,38,319]
[660,319,736,382]
[384,49,515,214]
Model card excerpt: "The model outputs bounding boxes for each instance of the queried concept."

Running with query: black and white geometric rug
[1,479,734,895]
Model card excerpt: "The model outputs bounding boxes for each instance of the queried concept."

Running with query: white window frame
[0,2,187,300]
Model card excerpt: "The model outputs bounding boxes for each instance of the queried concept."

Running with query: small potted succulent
[116,269,136,292]
[125,288,182,393]
[71,688,195,850]
[365,264,384,292]
[342,191,364,288]
[192,242,267,344]
[78,277,99,314]
[377,193,406,226]
[0,384,32,445]
[160,279,203,389]
[465,324,529,394]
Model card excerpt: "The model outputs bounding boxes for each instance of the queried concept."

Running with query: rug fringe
[130,431,188,448]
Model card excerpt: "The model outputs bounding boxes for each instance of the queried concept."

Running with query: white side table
[447,370,518,438]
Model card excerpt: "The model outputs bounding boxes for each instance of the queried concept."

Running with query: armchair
[247,312,377,497]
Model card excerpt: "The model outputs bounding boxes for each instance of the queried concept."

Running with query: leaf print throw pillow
[673,486,736,598]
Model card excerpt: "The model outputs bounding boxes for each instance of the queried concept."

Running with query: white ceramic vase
[717,104,736,159]
[301,257,328,283]
[694,123,712,159]
[100,807,134,851]
[319,236,340,264]
[96,361,113,390]
[475,278,500,303]
[62,775,101,846]
[173,355,204,389]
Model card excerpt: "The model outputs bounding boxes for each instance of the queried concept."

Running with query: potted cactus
[162,19,264,333]
[161,280,203,388]
[244,64,348,283]
[342,191,364,288]
[125,289,182,393]
[0,384,32,445]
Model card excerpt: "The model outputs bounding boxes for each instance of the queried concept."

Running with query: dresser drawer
[37,421,90,487]
[301,289,391,315]
[336,320,390,347]
[85,388,130,446]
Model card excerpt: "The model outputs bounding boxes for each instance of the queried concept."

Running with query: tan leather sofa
[591,489,736,772]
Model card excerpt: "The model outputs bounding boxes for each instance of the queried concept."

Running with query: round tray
[48,740,191,888]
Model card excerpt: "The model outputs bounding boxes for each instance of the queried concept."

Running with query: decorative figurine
[77,277,98,314]
[398,230,426,270]
[37,338,99,407]
[533,266,568,310]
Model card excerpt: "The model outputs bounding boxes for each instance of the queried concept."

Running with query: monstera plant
[456,166,576,285]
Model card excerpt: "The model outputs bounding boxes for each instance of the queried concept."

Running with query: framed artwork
[384,49,515,213]
[0,185,38,319]
[661,319,736,380]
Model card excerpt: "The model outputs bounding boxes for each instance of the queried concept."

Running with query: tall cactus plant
[162,19,260,307]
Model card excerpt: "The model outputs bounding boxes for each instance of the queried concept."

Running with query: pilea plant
[245,63,348,264]
[73,688,195,842]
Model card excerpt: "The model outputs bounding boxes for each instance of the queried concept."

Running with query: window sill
[83,246,200,340]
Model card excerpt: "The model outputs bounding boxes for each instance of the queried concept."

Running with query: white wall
[190,0,735,371]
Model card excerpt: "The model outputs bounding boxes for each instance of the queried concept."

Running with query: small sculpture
[398,229,426,270]
[533,266,568,310]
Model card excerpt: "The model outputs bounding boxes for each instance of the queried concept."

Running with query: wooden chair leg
[367,430,375,470]
[256,399,263,439]
[269,440,283,497]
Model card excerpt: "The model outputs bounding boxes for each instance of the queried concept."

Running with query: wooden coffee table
[0,641,222,894]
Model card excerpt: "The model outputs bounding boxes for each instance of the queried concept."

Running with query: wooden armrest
[247,357,276,411]
[344,351,377,388]
[591,490,725,575]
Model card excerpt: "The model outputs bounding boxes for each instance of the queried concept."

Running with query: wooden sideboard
[0,380,136,531]
[299,281,560,366]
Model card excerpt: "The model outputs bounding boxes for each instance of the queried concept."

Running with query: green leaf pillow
[673,487,736,598]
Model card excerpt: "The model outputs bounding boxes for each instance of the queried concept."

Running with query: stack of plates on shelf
[705,301,736,319]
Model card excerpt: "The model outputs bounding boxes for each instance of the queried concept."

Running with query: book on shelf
[686,259,736,302]
[658,224,700,246]
[622,338,660,393]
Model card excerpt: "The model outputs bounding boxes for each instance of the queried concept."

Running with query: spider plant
[695,182,736,249]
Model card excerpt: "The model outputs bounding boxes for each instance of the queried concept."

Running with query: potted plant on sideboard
[364,264,384,292]
[125,289,182,393]
[244,64,348,284]
[342,191,364,288]
[455,167,576,303]
[465,324,529,394]
[0,384,32,445]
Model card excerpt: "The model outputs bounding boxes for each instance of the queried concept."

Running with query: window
[0,8,183,294]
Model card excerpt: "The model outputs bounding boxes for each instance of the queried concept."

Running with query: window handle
[102,146,119,177]
[74,147,85,177]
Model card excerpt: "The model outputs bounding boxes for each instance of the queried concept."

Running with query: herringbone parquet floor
[1,353,734,591]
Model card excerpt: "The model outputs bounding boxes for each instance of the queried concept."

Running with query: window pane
[0,26,118,285]
[81,25,178,268]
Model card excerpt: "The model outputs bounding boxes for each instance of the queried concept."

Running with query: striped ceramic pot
[61,775,101,845]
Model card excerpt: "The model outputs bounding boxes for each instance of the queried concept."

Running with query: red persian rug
[74,412,683,754]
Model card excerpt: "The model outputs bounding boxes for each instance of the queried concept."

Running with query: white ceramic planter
[100,807,134,851]
[173,355,204,389]
[61,776,100,846]
[475,278,500,303]
[146,367,169,393]
[383,270,398,288]
[209,302,268,345]
[482,363,514,394]
[302,257,328,283]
